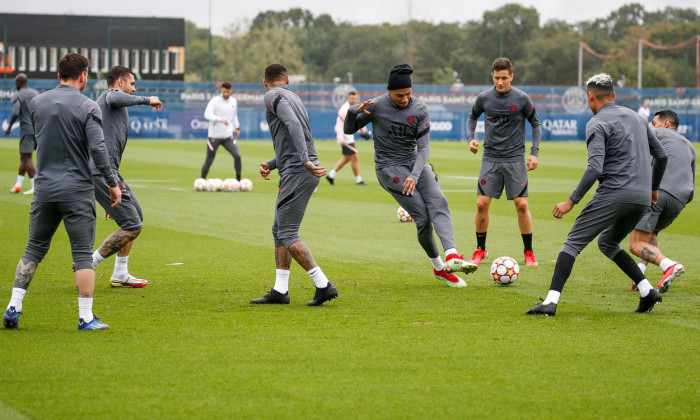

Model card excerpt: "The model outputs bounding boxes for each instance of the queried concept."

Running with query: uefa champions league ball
[490,256,520,285]
[206,178,223,192]
[239,178,253,192]
[222,178,240,192]
[194,178,207,192]
[397,206,413,222]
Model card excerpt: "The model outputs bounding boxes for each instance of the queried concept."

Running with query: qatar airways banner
[118,110,698,142]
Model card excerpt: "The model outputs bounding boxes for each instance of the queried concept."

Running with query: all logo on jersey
[480,178,487,185]
[393,177,400,184]
[510,105,517,112]
[407,116,415,124]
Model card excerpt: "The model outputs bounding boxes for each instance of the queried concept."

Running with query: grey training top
[570,102,668,206]
[30,84,117,202]
[653,127,695,205]
[344,93,431,180]
[264,84,319,175]
[9,86,39,136]
[466,86,541,162]
[90,88,151,175]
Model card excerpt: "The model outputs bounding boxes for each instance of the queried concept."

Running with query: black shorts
[341,143,357,156]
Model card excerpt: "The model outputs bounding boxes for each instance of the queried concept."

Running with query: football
[193,178,207,192]
[206,178,223,192]
[222,178,240,192]
[490,256,520,285]
[397,206,413,222]
[239,178,253,192]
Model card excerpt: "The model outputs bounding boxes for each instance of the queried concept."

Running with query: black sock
[550,252,576,292]
[476,232,487,250]
[522,233,533,253]
[612,250,646,285]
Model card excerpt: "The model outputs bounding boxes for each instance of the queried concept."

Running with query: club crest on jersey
[407,116,415,124]
[510,105,517,112]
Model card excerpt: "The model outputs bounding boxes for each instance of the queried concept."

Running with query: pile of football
[194,178,253,192]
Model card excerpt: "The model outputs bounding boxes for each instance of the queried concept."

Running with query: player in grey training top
[90,65,162,288]
[251,63,338,307]
[5,73,39,194]
[345,64,477,288]
[628,109,695,293]
[526,73,668,316]
[3,53,122,331]
[466,57,542,267]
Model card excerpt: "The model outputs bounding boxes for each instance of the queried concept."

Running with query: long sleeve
[105,89,150,108]
[276,97,309,164]
[203,98,221,123]
[466,97,483,140]
[526,104,541,156]
[570,128,605,204]
[344,106,371,135]
[646,125,667,191]
[232,99,240,130]
[85,106,118,187]
[8,95,20,127]
[411,112,431,180]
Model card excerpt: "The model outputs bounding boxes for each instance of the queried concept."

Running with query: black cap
[387,64,413,90]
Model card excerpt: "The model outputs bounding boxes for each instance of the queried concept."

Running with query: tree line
[185,3,700,88]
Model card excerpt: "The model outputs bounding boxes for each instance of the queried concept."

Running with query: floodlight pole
[208,0,212,81]
[3,24,7,79]
[637,38,642,90]
[578,42,583,87]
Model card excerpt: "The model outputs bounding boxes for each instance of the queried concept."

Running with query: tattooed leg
[287,241,318,272]
[14,258,37,290]
[97,229,141,259]
[74,269,95,298]
[275,246,292,270]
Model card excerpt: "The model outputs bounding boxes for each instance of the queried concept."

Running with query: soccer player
[466,57,541,267]
[90,65,162,287]
[526,73,668,316]
[628,110,694,293]
[5,73,39,194]
[3,53,122,330]
[251,63,338,306]
[344,63,477,288]
[326,91,370,186]
[201,82,242,181]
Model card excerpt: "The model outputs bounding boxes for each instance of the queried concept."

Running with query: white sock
[78,297,94,322]
[307,266,329,288]
[8,288,27,312]
[429,256,445,271]
[15,175,24,187]
[637,262,647,274]
[273,269,290,294]
[112,256,129,280]
[659,258,674,272]
[355,175,363,183]
[92,251,105,269]
[637,279,653,297]
[29,177,35,188]
[328,169,336,179]
[444,248,458,258]
[543,290,561,305]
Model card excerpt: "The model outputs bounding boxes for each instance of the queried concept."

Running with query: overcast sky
[4,0,698,36]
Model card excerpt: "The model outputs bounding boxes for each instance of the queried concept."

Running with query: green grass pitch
[0,138,698,419]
